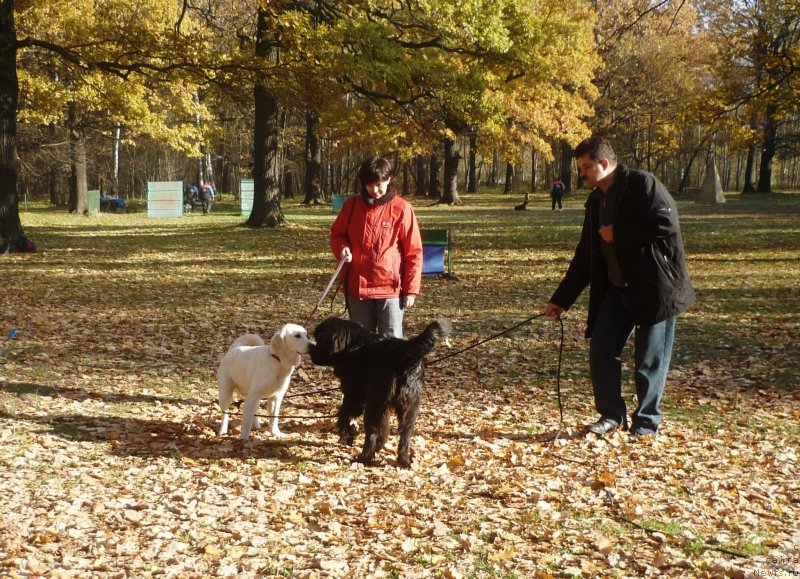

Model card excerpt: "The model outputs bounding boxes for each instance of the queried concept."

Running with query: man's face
[365,178,391,199]
[576,154,611,189]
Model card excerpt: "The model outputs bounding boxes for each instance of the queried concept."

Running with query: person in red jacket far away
[330,155,423,338]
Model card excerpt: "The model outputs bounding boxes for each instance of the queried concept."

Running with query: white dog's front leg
[218,411,230,436]
[240,394,261,441]
[269,392,286,437]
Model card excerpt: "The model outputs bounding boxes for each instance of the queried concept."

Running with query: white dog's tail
[231,333,265,350]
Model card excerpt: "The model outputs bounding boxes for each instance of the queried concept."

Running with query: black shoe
[585,418,619,435]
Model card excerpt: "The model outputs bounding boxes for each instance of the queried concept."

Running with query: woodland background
[1,0,799,244]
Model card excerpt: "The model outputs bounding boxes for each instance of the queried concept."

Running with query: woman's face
[365,178,391,199]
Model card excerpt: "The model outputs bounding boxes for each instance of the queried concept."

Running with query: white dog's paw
[270,429,286,438]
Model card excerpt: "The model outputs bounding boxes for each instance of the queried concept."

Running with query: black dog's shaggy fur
[309,317,451,468]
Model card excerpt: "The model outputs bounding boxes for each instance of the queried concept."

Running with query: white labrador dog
[217,323,311,440]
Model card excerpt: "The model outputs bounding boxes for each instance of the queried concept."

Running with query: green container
[87,190,100,214]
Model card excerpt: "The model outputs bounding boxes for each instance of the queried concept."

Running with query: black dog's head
[309,317,373,366]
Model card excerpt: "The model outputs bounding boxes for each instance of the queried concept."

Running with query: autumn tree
[588,0,718,186]
[319,0,599,205]
[702,0,800,193]
[20,0,209,211]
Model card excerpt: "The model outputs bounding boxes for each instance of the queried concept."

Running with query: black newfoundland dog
[309,317,451,468]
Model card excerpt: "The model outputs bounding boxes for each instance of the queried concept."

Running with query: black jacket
[550,165,695,338]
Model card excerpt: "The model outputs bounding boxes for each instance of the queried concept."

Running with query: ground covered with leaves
[2,191,798,578]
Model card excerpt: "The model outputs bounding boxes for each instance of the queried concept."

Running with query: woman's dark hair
[358,155,394,189]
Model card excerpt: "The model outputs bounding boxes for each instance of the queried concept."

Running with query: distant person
[200,181,215,214]
[544,136,695,438]
[550,177,565,211]
[330,155,423,338]
[185,184,200,213]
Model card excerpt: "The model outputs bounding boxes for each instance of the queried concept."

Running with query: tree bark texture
[503,162,514,194]
[68,104,88,214]
[0,0,24,247]
[428,152,440,199]
[302,110,322,204]
[415,155,427,196]
[560,141,573,193]
[757,105,776,193]
[441,138,461,205]
[467,134,477,193]
[247,7,285,227]
[742,144,757,194]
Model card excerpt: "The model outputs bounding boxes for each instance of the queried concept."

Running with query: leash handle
[318,256,348,310]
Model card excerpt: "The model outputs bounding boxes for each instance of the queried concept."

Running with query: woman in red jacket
[331,155,423,338]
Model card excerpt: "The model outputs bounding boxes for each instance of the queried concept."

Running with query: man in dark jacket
[544,136,695,438]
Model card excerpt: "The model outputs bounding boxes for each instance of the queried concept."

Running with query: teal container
[332,194,352,213]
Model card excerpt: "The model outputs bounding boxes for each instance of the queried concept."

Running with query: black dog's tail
[394,318,452,370]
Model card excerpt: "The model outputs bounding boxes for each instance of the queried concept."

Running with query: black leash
[428,313,565,424]
[284,386,340,399]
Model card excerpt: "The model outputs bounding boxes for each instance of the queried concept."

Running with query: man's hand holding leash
[544,303,565,320]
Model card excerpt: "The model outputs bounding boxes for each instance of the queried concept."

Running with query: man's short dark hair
[574,136,617,164]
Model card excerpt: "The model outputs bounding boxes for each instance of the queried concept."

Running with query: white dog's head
[270,323,312,366]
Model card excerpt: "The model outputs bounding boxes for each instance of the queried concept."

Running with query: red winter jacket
[331,191,423,300]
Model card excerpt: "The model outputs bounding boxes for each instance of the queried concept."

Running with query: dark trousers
[201,194,212,213]
[346,296,404,338]
[589,286,676,433]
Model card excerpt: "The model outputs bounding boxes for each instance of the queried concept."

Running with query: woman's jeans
[346,296,404,338]
[589,286,675,434]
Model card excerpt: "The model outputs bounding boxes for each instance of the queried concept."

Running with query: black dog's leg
[337,393,361,445]
[357,404,390,465]
[395,400,421,469]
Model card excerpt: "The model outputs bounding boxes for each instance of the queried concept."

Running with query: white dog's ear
[270,327,287,359]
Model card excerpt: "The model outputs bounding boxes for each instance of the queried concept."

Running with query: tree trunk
[222,158,237,199]
[283,169,294,198]
[415,155,426,196]
[428,152,440,199]
[441,138,461,205]
[302,110,322,204]
[742,144,757,194]
[678,141,706,194]
[560,141,573,193]
[112,123,121,195]
[530,148,538,192]
[48,166,61,206]
[490,148,499,186]
[756,105,776,193]
[503,162,514,194]
[68,104,88,215]
[467,133,477,193]
[0,0,25,249]
[247,8,285,227]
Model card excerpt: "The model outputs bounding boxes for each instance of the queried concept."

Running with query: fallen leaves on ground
[1,201,798,577]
